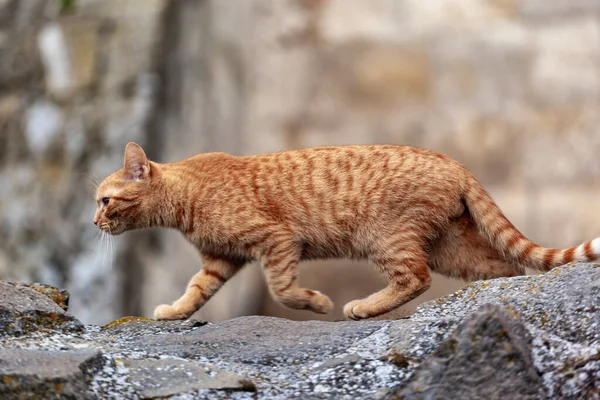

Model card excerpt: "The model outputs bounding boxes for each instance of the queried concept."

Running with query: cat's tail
[463,174,600,271]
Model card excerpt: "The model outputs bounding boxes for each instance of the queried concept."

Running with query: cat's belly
[299,238,369,261]
[190,225,370,263]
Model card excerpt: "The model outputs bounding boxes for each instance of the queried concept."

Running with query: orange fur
[94,143,600,320]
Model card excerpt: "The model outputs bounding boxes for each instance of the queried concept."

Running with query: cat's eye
[102,197,110,206]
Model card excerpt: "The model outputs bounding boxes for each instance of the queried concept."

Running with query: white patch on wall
[37,22,74,98]
[24,100,65,155]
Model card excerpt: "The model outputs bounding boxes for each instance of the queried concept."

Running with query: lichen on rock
[0,282,82,336]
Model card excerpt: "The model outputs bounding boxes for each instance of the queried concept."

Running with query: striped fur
[464,175,600,271]
[93,143,599,321]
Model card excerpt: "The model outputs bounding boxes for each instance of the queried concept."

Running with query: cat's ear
[123,142,150,181]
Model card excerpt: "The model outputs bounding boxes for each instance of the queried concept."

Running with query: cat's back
[251,144,409,162]
[175,145,465,204]
[178,144,458,175]
[244,144,462,181]
[238,144,465,215]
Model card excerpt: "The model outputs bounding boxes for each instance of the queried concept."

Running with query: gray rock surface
[93,316,393,398]
[408,263,600,344]
[388,262,600,399]
[0,281,70,311]
[119,316,387,364]
[0,263,599,398]
[0,348,104,399]
[394,304,543,399]
[125,359,255,398]
[0,281,82,336]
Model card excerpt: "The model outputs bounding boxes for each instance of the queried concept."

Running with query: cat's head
[94,142,160,235]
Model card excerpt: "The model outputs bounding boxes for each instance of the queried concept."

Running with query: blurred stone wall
[0,0,599,324]
[0,0,167,323]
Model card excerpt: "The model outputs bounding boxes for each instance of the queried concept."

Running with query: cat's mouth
[99,222,119,235]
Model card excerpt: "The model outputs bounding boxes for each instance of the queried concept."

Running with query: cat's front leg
[154,254,244,320]
[259,240,333,314]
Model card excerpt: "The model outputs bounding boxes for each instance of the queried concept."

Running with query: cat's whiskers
[89,228,103,257]
[83,227,101,243]
[94,223,116,271]
[107,227,115,271]
[79,172,101,195]
[100,230,107,269]
[91,228,101,245]
[87,174,100,187]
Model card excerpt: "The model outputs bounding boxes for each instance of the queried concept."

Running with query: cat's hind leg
[260,240,333,314]
[344,224,432,320]
[154,254,243,320]
[428,210,523,280]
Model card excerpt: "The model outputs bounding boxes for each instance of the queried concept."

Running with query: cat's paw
[154,304,189,320]
[307,291,334,314]
[343,300,370,320]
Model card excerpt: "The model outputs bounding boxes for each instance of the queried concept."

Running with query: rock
[392,304,543,399]
[1,281,70,311]
[125,359,255,398]
[312,354,364,371]
[102,315,206,334]
[0,281,82,336]
[388,263,600,399]
[407,262,600,346]
[93,316,395,398]
[27,283,70,311]
[119,315,388,364]
[0,348,104,399]
[0,264,599,398]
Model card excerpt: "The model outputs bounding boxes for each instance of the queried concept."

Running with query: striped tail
[463,175,600,271]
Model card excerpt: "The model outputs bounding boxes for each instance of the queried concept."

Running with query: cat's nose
[93,218,98,226]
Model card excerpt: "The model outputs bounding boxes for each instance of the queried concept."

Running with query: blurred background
[0,0,599,325]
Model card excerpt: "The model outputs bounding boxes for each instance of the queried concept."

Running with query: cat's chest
[183,228,252,262]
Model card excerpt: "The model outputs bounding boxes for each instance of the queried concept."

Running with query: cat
[94,142,600,320]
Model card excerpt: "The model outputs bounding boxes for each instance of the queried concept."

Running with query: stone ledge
[0,263,598,398]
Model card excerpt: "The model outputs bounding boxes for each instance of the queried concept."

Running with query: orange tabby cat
[94,143,600,320]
